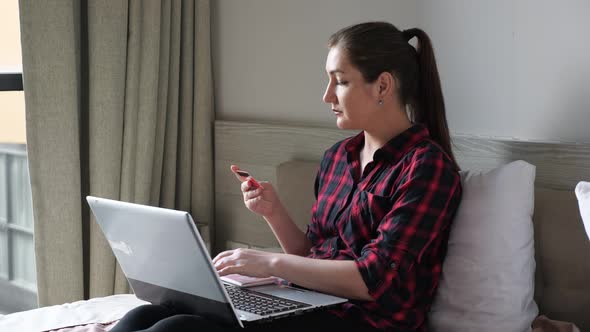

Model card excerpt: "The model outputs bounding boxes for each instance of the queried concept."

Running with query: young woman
[112,21,462,332]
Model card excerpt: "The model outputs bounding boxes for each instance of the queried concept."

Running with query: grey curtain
[19,0,213,306]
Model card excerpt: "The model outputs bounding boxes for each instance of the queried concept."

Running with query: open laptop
[86,196,347,328]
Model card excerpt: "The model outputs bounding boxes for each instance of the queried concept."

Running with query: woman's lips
[333,109,342,115]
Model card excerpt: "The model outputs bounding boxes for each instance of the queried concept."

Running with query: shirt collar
[345,123,430,164]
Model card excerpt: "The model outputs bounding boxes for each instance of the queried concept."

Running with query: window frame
[0,72,23,91]
[0,71,37,313]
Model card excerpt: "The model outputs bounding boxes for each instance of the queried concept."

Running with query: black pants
[110,304,374,332]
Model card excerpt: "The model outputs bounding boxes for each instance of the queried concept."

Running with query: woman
[112,21,462,332]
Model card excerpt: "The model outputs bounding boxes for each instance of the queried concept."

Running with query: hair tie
[402,28,417,43]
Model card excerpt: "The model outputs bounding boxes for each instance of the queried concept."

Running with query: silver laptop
[86,196,347,328]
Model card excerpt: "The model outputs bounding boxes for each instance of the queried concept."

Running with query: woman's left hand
[212,248,279,278]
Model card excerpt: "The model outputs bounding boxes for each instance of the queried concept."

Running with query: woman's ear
[376,71,396,100]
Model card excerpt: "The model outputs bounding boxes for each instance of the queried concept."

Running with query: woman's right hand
[241,179,282,218]
[233,165,310,256]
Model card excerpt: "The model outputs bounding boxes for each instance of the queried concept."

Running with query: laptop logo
[109,240,133,256]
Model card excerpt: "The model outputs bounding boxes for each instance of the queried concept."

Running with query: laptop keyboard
[224,283,310,316]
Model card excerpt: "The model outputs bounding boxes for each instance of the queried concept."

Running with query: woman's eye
[336,81,348,86]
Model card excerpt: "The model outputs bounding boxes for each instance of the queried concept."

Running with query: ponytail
[402,28,459,170]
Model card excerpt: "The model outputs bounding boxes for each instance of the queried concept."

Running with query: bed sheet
[0,294,147,332]
[0,295,580,332]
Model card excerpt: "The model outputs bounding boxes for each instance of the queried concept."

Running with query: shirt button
[390,262,397,269]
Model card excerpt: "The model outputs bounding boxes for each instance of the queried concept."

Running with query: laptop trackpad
[250,284,347,306]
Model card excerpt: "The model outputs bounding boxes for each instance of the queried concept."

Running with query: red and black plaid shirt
[306,124,462,332]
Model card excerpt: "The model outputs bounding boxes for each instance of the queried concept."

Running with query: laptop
[86,196,347,328]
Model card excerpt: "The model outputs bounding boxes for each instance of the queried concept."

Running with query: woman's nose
[323,84,335,104]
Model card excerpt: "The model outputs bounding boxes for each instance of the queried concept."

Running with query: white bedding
[0,294,580,332]
[0,295,148,332]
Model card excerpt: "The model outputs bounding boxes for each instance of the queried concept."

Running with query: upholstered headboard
[213,120,590,329]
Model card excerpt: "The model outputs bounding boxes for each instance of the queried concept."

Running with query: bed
[1,120,588,331]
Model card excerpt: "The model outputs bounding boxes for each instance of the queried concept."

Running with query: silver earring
[378,99,383,105]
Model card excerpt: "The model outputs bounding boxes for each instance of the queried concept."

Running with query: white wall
[418,0,590,142]
[212,0,418,126]
[213,0,590,142]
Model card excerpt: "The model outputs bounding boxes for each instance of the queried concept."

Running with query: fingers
[241,179,262,193]
[212,249,273,278]
[240,180,250,192]
[213,252,237,272]
[246,177,261,189]
[217,265,239,276]
[244,195,267,209]
[243,188,263,200]
[215,257,239,272]
[212,249,234,265]
[213,249,246,275]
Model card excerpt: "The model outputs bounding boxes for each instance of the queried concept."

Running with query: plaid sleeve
[355,149,462,300]
[305,172,321,244]
[305,148,331,245]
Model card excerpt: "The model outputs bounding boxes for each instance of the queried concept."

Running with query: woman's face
[323,46,379,130]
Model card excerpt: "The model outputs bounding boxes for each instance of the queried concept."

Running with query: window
[0,0,37,314]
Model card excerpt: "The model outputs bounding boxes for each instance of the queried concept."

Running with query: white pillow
[429,160,538,332]
[575,181,590,241]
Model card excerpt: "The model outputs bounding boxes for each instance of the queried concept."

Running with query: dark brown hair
[328,22,459,170]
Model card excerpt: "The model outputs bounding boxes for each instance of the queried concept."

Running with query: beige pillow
[276,161,319,231]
